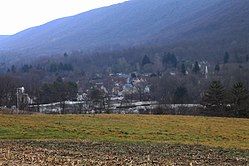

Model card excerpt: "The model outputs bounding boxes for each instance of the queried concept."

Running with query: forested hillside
[0,0,248,61]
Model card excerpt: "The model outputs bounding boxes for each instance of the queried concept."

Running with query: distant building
[144,85,150,93]
[77,93,87,101]
[16,87,33,110]
[122,83,137,94]
[170,72,176,76]
[205,66,208,78]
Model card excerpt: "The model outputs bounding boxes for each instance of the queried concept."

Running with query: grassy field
[0,114,248,149]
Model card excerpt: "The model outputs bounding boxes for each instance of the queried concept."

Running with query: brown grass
[0,114,248,149]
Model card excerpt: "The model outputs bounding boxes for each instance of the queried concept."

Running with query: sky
[0,0,127,35]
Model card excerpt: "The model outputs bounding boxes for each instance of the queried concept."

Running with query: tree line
[202,81,248,117]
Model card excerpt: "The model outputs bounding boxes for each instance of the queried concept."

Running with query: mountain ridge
[0,0,249,58]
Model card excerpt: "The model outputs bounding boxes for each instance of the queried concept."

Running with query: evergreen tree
[141,55,152,67]
[192,61,200,74]
[11,65,16,73]
[89,87,105,103]
[131,73,137,79]
[21,64,32,73]
[202,81,225,111]
[64,52,69,57]
[214,64,220,72]
[49,63,58,72]
[173,86,189,104]
[230,82,248,117]
[223,52,230,64]
[39,78,78,105]
[163,52,177,68]
[181,63,187,75]
[234,54,242,64]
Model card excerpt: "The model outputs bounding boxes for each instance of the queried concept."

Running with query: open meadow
[0,114,248,165]
[0,114,248,149]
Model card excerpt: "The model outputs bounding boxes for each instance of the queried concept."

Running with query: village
[13,70,205,114]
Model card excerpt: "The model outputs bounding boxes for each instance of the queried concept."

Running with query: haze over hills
[0,0,249,58]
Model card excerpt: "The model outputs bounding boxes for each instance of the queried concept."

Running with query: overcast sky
[0,0,127,35]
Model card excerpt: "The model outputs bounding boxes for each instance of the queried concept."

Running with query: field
[0,114,248,165]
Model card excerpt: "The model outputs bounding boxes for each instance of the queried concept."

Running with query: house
[16,87,33,110]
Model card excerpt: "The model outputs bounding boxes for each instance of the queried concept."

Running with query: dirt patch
[0,141,248,165]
